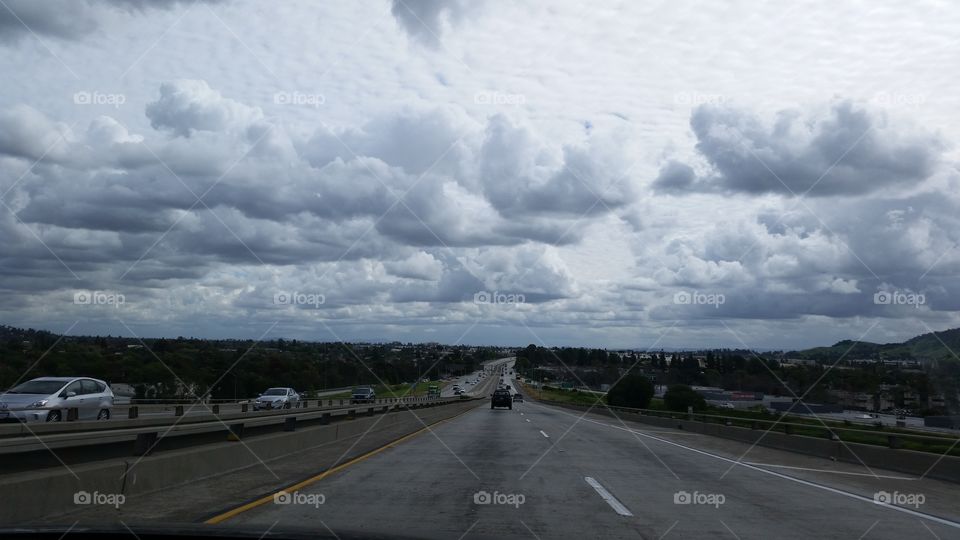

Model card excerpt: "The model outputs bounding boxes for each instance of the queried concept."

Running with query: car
[491,389,512,409]
[253,387,300,410]
[513,393,523,402]
[454,388,463,395]
[719,402,735,409]
[0,377,114,422]
[350,386,376,404]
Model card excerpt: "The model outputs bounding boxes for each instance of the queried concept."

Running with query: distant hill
[788,327,960,363]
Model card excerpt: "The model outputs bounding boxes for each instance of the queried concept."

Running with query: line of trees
[0,326,496,400]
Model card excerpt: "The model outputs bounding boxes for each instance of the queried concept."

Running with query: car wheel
[46,410,62,422]
[508,404,512,410]
[97,409,110,420]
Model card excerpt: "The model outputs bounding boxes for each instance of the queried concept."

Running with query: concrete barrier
[0,399,478,523]
[539,401,960,484]
[0,461,127,524]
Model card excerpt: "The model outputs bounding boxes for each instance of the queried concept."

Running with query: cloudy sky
[2,0,959,350]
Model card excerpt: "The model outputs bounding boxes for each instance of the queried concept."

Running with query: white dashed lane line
[585,476,633,516]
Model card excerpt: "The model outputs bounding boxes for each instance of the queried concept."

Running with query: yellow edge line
[204,402,478,524]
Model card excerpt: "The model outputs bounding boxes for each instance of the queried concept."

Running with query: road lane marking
[526,419,531,423]
[540,430,549,438]
[742,462,915,480]
[204,404,478,524]
[532,403,960,530]
[585,476,633,516]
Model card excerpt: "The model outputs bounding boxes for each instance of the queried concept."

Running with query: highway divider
[0,397,481,523]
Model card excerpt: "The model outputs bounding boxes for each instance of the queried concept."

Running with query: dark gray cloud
[478,115,636,217]
[390,0,474,46]
[651,160,696,193]
[655,101,943,197]
[0,0,224,45]
[0,105,72,161]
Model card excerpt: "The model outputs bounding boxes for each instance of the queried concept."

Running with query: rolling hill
[788,327,960,363]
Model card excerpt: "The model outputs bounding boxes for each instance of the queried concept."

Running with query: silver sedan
[0,377,115,422]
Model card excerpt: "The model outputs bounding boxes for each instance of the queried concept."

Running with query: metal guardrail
[0,395,461,436]
[536,398,960,453]
[0,396,473,457]
[0,394,453,425]
[0,360,511,459]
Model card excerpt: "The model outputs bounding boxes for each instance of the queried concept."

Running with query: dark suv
[491,389,512,409]
[350,386,376,404]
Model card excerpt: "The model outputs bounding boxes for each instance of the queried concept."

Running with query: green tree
[663,384,707,412]
[607,374,654,409]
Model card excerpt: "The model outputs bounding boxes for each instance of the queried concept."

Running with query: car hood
[257,396,284,401]
[0,393,52,407]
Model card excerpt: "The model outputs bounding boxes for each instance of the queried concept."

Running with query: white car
[253,387,300,410]
[0,377,115,422]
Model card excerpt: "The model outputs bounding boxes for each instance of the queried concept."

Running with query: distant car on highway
[253,387,299,410]
[350,386,376,404]
[513,393,523,403]
[454,388,463,395]
[0,377,114,422]
[491,389,512,409]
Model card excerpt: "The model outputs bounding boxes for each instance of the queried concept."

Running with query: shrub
[607,374,654,409]
[663,384,707,412]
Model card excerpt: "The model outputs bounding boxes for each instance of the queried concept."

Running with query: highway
[213,365,960,538]
[46,359,960,539]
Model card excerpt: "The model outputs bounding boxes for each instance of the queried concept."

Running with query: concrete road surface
[442,357,513,398]
[216,393,960,539]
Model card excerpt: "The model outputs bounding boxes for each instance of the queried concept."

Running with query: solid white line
[531,403,960,530]
[585,476,633,516]
[742,462,916,480]
[540,430,549,438]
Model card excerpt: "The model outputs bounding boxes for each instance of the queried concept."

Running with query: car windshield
[5,380,66,395]
[262,389,286,396]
